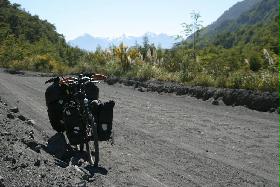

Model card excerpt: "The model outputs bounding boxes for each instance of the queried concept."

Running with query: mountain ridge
[69,32,176,51]
[201,0,262,37]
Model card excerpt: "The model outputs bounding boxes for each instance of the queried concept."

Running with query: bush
[191,73,215,87]
[9,59,30,70]
[257,71,278,92]
[136,63,156,80]
[51,62,69,75]
[215,76,228,88]
[249,54,263,71]
[105,60,123,77]
[179,70,192,82]
[227,71,245,89]
[241,73,261,90]
[29,55,54,72]
[155,69,180,82]
[124,64,140,78]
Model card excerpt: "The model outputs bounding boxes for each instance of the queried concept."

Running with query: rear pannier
[45,82,66,132]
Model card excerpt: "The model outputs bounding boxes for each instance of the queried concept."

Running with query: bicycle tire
[92,117,99,167]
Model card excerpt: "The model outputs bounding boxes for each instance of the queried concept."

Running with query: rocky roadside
[3,68,278,113]
[2,69,55,77]
[105,77,279,113]
[0,97,104,187]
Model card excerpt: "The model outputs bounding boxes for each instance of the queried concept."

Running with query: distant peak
[144,32,157,37]
[82,33,92,37]
[69,32,176,50]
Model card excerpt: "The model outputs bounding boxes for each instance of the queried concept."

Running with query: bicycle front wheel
[92,118,99,167]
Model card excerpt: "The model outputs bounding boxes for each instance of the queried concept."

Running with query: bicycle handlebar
[45,74,107,85]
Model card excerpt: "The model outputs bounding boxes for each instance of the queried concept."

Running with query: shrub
[155,68,180,82]
[215,76,228,88]
[136,63,157,80]
[249,54,263,71]
[179,70,195,82]
[124,64,140,78]
[9,59,30,70]
[191,73,215,87]
[241,73,261,90]
[105,60,123,77]
[257,71,278,92]
[29,55,54,72]
[71,62,95,74]
[226,71,245,89]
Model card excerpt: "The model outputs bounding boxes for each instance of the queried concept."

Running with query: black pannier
[96,100,115,141]
[47,102,65,132]
[45,82,62,106]
[84,81,99,100]
[45,82,66,132]
[63,105,86,145]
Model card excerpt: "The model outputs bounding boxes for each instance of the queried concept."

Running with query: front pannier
[84,81,99,100]
[63,106,86,145]
[96,100,115,141]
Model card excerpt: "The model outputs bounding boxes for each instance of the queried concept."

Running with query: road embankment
[106,77,279,113]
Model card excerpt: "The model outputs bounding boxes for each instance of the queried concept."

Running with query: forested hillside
[200,0,261,37]
[0,0,86,73]
[202,0,279,50]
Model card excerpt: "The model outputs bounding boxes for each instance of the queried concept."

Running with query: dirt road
[0,71,278,186]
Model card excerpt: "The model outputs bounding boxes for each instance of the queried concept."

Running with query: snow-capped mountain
[68,32,176,51]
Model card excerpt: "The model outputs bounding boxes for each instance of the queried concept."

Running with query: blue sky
[10,0,242,40]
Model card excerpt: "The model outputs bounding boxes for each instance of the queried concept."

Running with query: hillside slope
[200,0,261,37]
[0,0,86,72]
[198,0,279,51]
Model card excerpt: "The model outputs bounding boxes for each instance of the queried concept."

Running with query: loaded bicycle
[45,74,115,167]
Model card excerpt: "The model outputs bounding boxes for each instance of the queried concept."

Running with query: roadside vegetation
[0,0,278,92]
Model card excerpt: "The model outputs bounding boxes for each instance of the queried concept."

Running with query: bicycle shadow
[84,165,108,176]
[45,133,108,177]
[45,132,70,164]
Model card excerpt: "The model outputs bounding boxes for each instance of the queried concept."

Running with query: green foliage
[141,35,150,60]
[136,63,156,80]
[191,73,215,87]
[0,1,86,72]
[226,70,279,91]
[226,70,247,89]
[249,53,263,71]
[257,71,279,92]
[180,11,203,60]
[104,60,123,77]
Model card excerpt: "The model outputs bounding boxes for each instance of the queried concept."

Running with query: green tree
[141,34,150,60]
[181,11,203,59]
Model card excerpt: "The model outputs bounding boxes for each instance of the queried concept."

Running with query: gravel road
[0,71,278,186]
